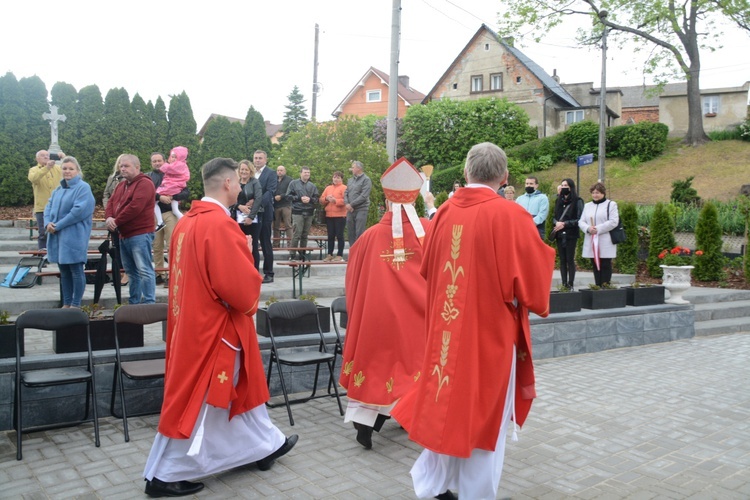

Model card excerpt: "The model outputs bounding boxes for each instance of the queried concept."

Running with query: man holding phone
[28,150,62,250]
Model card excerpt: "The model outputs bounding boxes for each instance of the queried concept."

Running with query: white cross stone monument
[42,104,66,157]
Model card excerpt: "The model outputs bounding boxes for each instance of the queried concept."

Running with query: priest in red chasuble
[391,143,555,500]
[143,158,297,498]
[339,157,429,450]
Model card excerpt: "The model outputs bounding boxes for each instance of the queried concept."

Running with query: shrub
[615,202,639,274]
[647,202,677,278]
[605,124,629,156]
[434,191,449,208]
[429,165,464,195]
[615,122,669,161]
[740,119,750,142]
[708,127,744,141]
[670,176,700,205]
[693,201,726,281]
[561,121,599,162]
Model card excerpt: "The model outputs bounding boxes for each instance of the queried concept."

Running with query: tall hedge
[615,202,639,274]
[692,201,725,281]
[647,202,677,278]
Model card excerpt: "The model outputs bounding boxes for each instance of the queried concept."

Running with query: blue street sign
[577,153,594,167]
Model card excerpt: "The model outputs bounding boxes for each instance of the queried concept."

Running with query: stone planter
[580,288,628,310]
[624,286,665,306]
[256,305,331,337]
[549,291,582,314]
[660,265,693,305]
[54,319,144,354]
[0,323,22,358]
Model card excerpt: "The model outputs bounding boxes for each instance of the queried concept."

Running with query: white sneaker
[333,256,344,262]
[323,255,334,262]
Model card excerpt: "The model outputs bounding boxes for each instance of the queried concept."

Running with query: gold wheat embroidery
[353,371,365,387]
[440,225,464,324]
[432,331,451,401]
[385,377,394,393]
[414,371,421,382]
[343,361,354,376]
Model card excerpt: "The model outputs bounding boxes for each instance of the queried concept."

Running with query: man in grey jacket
[286,166,319,260]
[273,165,293,247]
[344,160,372,247]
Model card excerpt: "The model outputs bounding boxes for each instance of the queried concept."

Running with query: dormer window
[366,90,382,102]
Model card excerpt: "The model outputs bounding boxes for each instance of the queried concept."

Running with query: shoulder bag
[608,201,626,244]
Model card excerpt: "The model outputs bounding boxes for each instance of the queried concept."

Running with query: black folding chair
[328,296,347,397]
[111,303,168,442]
[13,309,100,460]
[265,300,344,425]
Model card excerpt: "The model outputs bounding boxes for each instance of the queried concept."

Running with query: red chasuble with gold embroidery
[391,187,555,458]
[158,200,268,440]
[339,210,429,406]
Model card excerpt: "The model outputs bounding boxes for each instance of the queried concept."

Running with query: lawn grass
[530,139,750,205]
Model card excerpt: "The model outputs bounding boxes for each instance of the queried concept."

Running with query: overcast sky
[4,1,749,130]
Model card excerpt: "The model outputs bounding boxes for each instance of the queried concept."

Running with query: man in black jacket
[273,165,293,247]
[254,150,277,283]
[147,152,190,286]
[286,166,319,261]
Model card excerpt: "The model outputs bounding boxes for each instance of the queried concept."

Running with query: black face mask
[561,187,570,196]
[525,186,535,194]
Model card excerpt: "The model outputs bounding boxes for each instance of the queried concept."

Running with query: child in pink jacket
[155,146,190,231]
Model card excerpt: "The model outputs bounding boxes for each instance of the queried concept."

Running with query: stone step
[693,300,750,322]
[682,287,750,305]
[694,317,750,336]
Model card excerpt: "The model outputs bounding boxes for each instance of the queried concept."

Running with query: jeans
[35,212,47,250]
[59,263,85,307]
[326,217,346,256]
[347,208,368,247]
[120,232,156,304]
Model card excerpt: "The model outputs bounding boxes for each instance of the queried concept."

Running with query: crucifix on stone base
[42,104,66,157]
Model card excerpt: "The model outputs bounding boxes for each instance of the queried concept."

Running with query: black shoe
[262,275,274,284]
[256,434,298,471]
[435,490,458,500]
[155,223,166,233]
[155,275,165,285]
[144,477,204,497]
[353,422,373,449]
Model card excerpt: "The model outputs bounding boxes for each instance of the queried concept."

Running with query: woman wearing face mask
[550,178,583,289]
[579,182,618,286]
[44,156,95,308]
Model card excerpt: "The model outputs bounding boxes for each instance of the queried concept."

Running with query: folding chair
[13,309,100,460]
[328,296,347,397]
[1,256,45,288]
[265,300,344,425]
[111,303,168,442]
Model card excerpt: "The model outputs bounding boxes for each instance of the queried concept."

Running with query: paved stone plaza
[1,331,749,499]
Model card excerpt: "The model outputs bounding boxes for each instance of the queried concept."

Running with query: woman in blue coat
[44,156,95,308]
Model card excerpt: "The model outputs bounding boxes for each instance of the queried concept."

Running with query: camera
[49,153,60,161]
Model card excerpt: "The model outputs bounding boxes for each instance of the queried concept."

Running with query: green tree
[103,87,135,163]
[0,133,31,205]
[165,91,200,198]
[693,201,725,281]
[498,0,750,146]
[401,97,536,169]
[19,75,49,158]
[281,86,309,139]
[244,105,272,157]
[129,93,152,158]
[647,202,677,277]
[50,81,78,151]
[0,73,28,147]
[151,96,169,153]
[615,202,639,274]
[200,117,246,162]
[70,85,108,202]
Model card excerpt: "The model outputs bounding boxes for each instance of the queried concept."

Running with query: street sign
[577,153,594,167]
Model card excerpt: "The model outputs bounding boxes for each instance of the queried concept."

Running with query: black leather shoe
[155,275,165,285]
[435,490,458,500]
[256,434,298,471]
[353,422,373,449]
[144,477,204,497]
[262,275,274,284]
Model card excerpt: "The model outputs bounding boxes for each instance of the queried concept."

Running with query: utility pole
[311,23,320,121]
[598,10,608,183]
[386,0,401,162]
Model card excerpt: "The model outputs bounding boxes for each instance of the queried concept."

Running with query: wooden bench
[272,236,328,256]
[271,247,320,261]
[23,218,107,240]
[276,260,347,298]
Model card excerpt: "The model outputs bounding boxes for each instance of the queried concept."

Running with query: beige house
[423,24,620,138]
[659,82,750,137]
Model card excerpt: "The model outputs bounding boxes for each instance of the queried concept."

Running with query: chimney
[552,69,560,84]
[501,36,514,47]
[398,75,410,89]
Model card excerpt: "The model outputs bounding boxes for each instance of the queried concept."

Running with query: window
[452,83,458,90]
[471,75,483,93]
[490,73,503,91]
[484,43,490,51]
[366,90,381,103]
[703,95,719,115]
[516,76,522,84]
[565,110,584,124]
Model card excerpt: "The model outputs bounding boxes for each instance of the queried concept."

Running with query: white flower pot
[660,265,693,304]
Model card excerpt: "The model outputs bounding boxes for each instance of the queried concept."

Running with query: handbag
[548,204,571,242]
[608,201,626,244]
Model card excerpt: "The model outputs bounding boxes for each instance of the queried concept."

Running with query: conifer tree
[281,86,309,140]
[151,96,169,153]
[647,202,677,278]
[200,117,246,162]
[615,202,639,274]
[130,93,152,158]
[244,105,271,157]
[19,75,49,158]
[71,85,108,202]
[693,201,725,281]
[50,81,78,151]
